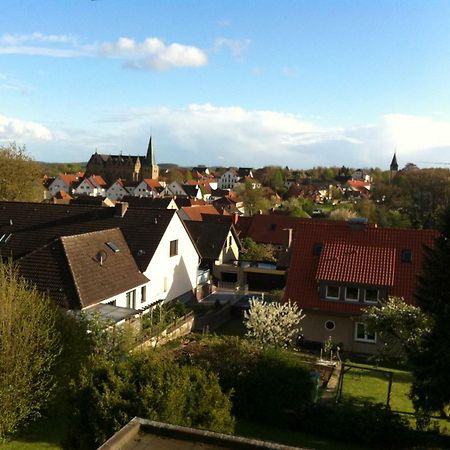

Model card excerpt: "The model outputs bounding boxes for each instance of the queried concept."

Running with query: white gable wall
[49,178,71,196]
[144,213,199,304]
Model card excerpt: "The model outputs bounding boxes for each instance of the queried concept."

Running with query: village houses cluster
[1,139,435,353]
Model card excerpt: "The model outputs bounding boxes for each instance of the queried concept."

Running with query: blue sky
[1,0,450,168]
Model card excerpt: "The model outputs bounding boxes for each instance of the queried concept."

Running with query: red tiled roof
[59,173,80,186]
[143,179,161,189]
[90,175,107,187]
[284,220,438,314]
[316,242,396,286]
[181,205,221,221]
[347,180,370,189]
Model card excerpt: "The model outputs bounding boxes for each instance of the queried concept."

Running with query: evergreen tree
[410,205,450,416]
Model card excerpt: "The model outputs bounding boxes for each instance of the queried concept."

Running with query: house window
[228,236,232,247]
[141,285,147,304]
[364,288,379,303]
[126,289,136,309]
[170,239,178,257]
[325,285,340,300]
[324,320,335,331]
[355,322,376,343]
[345,287,359,302]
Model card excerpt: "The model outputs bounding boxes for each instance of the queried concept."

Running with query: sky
[1,0,450,169]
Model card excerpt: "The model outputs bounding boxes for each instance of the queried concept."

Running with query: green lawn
[339,362,414,413]
[0,416,65,450]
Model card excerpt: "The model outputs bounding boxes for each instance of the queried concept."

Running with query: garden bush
[65,353,234,449]
[177,336,315,425]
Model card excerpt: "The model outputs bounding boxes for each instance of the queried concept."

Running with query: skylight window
[401,249,412,263]
[0,233,12,243]
[106,241,120,253]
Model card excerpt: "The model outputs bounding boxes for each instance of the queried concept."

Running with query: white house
[48,172,83,196]
[11,203,200,312]
[74,175,107,197]
[134,179,164,197]
[106,180,130,201]
[218,168,254,190]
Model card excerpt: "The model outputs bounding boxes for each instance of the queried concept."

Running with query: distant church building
[389,151,398,182]
[85,136,159,184]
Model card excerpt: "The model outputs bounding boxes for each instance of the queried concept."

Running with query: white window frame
[126,289,136,309]
[345,286,359,302]
[325,285,340,300]
[364,288,379,304]
[354,322,377,343]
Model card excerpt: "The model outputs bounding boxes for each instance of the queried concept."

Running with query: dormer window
[325,285,340,300]
[345,287,359,302]
[364,288,379,303]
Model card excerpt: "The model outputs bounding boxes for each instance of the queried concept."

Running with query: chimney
[283,228,293,249]
[231,212,239,225]
[114,202,128,218]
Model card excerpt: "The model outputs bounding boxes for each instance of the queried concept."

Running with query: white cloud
[23,106,450,168]
[100,37,209,71]
[0,114,52,141]
[0,33,208,71]
[0,32,78,46]
[0,46,83,58]
[214,37,251,58]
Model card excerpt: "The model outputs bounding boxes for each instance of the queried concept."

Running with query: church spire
[390,151,398,172]
[146,135,156,165]
[146,135,159,180]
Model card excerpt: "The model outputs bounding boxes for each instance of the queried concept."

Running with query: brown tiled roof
[284,220,439,314]
[18,228,149,309]
[316,242,396,286]
[234,214,307,246]
[0,201,176,272]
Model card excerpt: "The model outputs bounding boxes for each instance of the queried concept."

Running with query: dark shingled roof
[121,196,176,209]
[0,201,176,272]
[18,228,149,309]
[184,221,241,261]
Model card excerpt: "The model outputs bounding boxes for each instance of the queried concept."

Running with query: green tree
[0,262,63,438]
[410,206,450,417]
[237,180,271,216]
[241,237,276,262]
[244,298,305,348]
[0,142,43,201]
[362,296,430,363]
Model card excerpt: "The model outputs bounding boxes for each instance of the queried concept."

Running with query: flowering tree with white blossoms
[244,298,305,348]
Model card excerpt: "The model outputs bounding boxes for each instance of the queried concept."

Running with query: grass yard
[0,416,65,450]
[339,361,414,413]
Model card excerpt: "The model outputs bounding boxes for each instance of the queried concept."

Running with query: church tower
[146,136,159,180]
[389,151,398,182]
